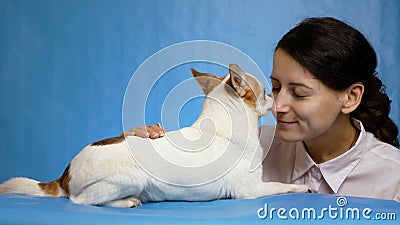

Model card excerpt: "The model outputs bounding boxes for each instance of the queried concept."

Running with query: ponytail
[352,75,399,148]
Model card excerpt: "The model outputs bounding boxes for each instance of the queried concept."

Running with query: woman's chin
[276,129,304,142]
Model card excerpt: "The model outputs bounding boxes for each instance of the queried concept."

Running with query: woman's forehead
[272,50,317,83]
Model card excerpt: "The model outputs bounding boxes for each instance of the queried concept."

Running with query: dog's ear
[191,68,222,95]
[229,64,249,97]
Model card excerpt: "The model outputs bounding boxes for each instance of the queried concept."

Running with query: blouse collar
[292,119,367,193]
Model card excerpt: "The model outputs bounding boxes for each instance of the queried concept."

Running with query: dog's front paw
[291,184,311,193]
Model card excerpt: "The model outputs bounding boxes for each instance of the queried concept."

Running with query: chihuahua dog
[0,64,309,207]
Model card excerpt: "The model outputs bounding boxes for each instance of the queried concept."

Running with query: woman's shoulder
[364,131,400,165]
[354,131,400,200]
[352,119,400,165]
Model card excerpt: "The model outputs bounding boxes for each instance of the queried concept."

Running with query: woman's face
[270,48,344,142]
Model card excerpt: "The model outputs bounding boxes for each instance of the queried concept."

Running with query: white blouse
[260,119,400,201]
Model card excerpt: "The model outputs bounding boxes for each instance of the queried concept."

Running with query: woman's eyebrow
[288,82,313,90]
[270,76,313,90]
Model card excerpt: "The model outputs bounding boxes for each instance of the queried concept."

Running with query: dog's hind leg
[69,181,143,207]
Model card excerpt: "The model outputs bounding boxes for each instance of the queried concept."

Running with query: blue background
[0,0,399,183]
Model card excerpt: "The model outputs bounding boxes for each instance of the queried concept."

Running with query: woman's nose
[272,91,291,113]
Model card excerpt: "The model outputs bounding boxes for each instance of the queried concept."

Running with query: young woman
[126,17,400,201]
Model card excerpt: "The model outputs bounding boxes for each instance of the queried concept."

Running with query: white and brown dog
[0,64,309,207]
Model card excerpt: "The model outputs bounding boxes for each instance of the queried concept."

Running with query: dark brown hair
[276,17,399,148]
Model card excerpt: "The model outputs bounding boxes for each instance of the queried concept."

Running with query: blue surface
[0,193,399,224]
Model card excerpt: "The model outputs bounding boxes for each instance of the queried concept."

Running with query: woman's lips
[277,120,297,127]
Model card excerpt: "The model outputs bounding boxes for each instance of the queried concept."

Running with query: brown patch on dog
[224,73,263,110]
[242,75,263,109]
[38,164,71,196]
[57,164,71,195]
[91,134,125,146]
[38,180,59,196]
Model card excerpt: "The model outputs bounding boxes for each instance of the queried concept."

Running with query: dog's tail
[0,165,70,198]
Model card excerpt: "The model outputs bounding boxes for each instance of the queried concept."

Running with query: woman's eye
[293,93,306,98]
[292,89,308,98]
